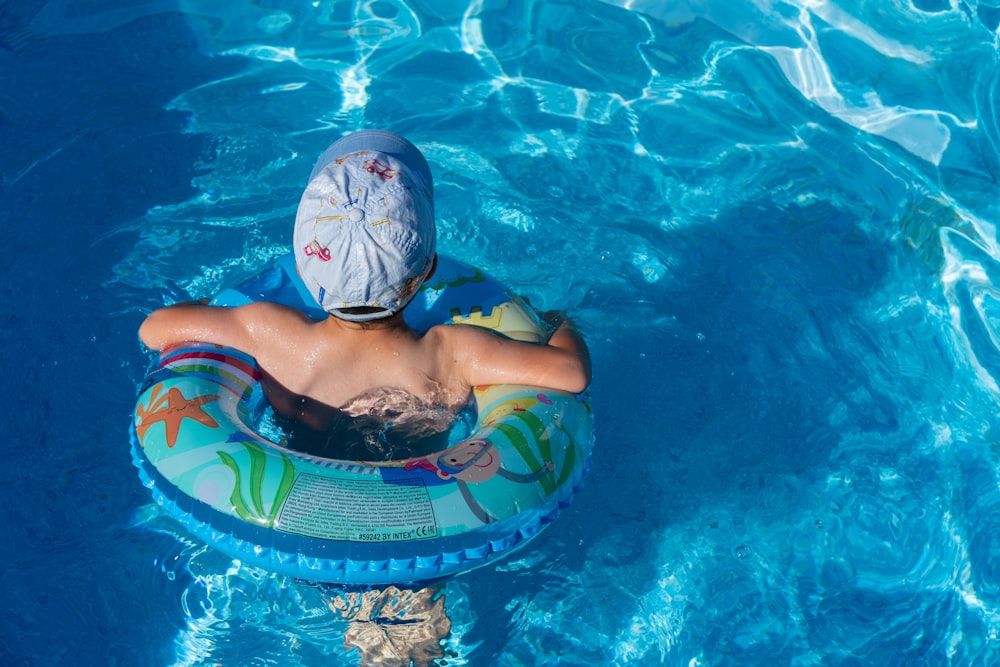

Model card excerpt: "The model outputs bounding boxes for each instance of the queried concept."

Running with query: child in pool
[139,130,590,453]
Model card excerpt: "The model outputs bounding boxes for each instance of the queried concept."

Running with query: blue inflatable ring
[130,255,593,585]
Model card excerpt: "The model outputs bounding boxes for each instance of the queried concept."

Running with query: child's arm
[451,317,592,393]
[544,319,592,389]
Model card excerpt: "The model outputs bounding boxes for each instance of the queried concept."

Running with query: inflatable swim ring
[130,254,593,585]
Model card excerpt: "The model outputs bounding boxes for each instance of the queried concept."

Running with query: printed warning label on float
[275,474,438,542]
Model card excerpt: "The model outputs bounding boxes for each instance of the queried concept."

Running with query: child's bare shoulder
[234,301,318,336]
[422,321,510,356]
[424,321,495,340]
[236,301,313,320]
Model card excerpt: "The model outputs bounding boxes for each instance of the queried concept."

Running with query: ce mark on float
[414,525,435,539]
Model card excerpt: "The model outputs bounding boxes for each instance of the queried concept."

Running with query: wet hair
[334,306,400,330]
[337,306,391,319]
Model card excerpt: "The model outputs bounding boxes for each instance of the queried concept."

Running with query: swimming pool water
[3,0,1000,664]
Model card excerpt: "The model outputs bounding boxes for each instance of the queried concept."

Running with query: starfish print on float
[135,385,220,448]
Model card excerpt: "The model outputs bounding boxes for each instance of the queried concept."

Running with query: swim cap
[293,130,436,321]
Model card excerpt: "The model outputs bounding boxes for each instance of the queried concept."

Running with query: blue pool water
[3,0,1000,664]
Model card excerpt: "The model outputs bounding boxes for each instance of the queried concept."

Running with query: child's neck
[328,312,409,333]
